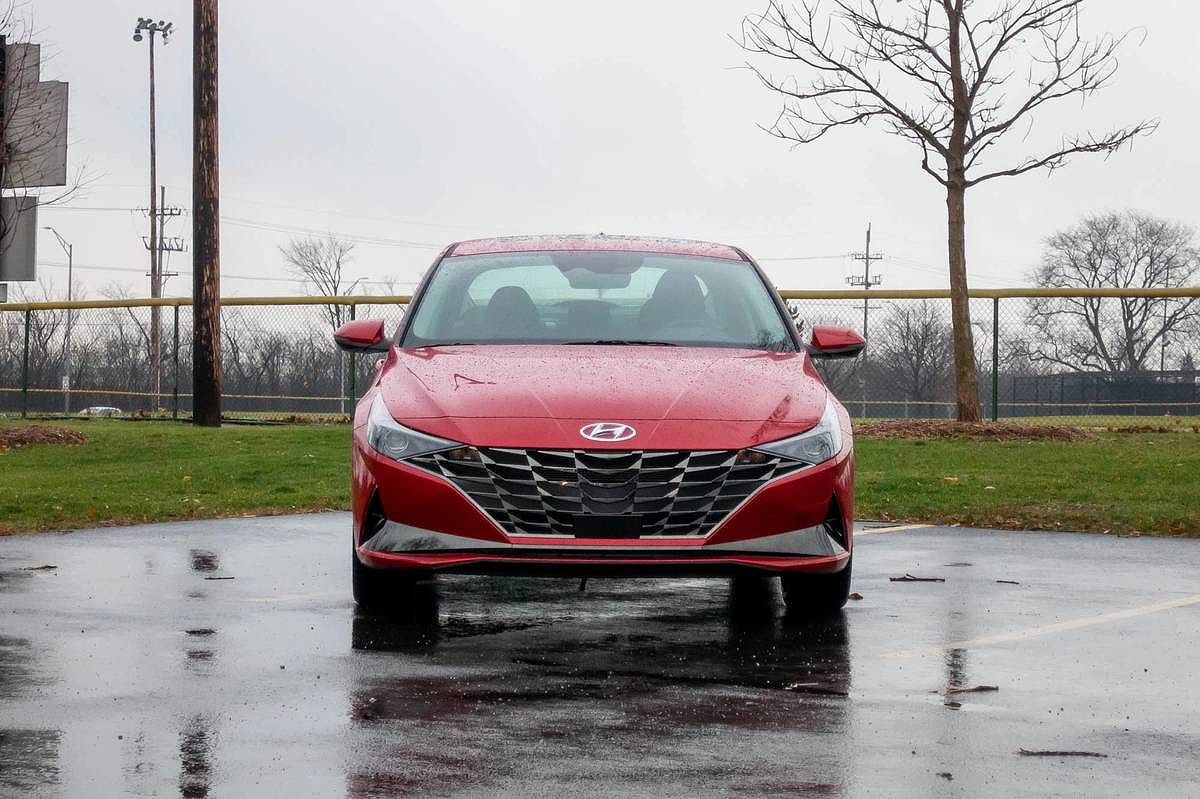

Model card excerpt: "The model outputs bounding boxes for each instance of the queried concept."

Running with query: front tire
[780,556,852,618]
[351,545,431,611]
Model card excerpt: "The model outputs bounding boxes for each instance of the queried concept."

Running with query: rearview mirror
[808,325,865,359]
[334,319,390,353]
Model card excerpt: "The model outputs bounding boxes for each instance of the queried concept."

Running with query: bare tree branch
[279,234,359,330]
[1021,210,1200,374]
[737,0,1157,420]
[0,6,88,250]
[876,299,954,400]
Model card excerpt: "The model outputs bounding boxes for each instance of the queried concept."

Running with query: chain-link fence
[2,290,1198,425]
[784,289,1200,425]
[0,297,408,419]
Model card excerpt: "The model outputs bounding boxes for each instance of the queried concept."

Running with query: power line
[44,205,443,249]
[221,195,481,231]
[220,215,442,249]
[41,205,144,212]
[755,254,846,262]
[886,255,1027,287]
[34,260,414,287]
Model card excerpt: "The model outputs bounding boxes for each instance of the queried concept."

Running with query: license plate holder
[571,515,643,538]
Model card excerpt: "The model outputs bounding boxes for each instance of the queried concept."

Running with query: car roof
[446,234,748,262]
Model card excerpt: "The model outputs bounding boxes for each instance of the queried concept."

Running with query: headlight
[366,393,459,461]
[753,394,844,466]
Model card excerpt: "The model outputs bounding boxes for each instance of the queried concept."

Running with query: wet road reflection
[0,564,61,795]
[188,549,220,574]
[3,516,1200,797]
[178,714,216,799]
[178,548,220,798]
[0,729,61,794]
[345,576,853,796]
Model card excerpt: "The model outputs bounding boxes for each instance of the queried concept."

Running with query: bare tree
[738,1,1156,420]
[0,7,95,253]
[279,234,358,329]
[1020,210,1199,374]
[876,300,954,401]
[376,274,410,296]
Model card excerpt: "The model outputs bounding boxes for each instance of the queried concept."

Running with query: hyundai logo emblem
[579,422,637,443]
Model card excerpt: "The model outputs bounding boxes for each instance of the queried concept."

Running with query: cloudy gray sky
[24,0,1197,298]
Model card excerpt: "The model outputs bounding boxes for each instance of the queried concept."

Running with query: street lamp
[43,226,74,413]
[133,16,173,410]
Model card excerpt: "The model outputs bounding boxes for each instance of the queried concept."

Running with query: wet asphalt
[1,516,1199,798]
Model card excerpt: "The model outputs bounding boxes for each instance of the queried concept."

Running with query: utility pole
[44,226,73,413]
[192,0,221,426]
[847,222,884,339]
[847,223,883,419]
[133,17,173,410]
[139,186,185,408]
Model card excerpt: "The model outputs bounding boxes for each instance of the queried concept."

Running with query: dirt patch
[1107,424,1200,434]
[0,425,88,450]
[858,420,1089,441]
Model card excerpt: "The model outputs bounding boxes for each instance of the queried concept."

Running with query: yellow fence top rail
[0,295,414,312]
[2,287,1199,312]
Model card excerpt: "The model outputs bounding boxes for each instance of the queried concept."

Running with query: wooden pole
[148,31,160,412]
[192,0,221,426]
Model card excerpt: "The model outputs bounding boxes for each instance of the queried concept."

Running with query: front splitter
[358,519,849,576]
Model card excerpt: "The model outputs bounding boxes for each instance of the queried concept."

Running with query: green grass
[0,419,349,534]
[858,415,1200,430]
[855,433,1200,536]
[2,420,1198,537]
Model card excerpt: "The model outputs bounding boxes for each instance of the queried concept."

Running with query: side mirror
[809,324,865,359]
[334,319,390,353]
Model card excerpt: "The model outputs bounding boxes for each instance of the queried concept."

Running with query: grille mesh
[409,448,804,536]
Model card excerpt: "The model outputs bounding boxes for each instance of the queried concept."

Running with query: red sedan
[335,235,864,616]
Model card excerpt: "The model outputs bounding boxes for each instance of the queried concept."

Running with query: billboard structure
[3,43,68,189]
[0,195,36,281]
[0,40,70,298]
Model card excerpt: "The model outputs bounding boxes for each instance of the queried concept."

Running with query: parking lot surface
[2,514,1199,797]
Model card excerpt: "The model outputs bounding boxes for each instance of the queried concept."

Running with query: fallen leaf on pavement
[784,682,850,696]
[1018,749,1107,758]
[890,574,946,583]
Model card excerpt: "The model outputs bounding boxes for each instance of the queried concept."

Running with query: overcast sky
[22,0,1198,298]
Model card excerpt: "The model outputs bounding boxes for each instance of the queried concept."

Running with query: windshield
[401,251,795,351]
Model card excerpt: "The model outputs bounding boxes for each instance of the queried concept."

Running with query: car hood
[377,345,829,450]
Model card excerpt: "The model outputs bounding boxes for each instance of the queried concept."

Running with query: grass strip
[2,420,1197,537]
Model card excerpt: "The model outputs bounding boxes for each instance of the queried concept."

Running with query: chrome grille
[408,448,804,537]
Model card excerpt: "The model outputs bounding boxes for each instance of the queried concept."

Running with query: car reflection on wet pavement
[2,513,1199,797]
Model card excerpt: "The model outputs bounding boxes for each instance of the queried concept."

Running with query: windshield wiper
[563,339,679,346]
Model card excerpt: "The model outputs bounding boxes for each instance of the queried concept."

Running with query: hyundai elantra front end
[336,235,864,615]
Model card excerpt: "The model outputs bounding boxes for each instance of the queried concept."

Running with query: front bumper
[352,441,854,576]
[359,518,849,576]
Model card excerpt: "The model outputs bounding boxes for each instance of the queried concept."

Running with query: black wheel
[351,545,432,611]
[780,556,852,618]
[728,574,780,623]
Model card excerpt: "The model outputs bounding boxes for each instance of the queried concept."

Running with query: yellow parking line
[884,594,1200,659]
[856,523,934,537]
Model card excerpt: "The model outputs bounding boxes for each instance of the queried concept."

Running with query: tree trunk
[192,0,222,427]
[946,174,982,422]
